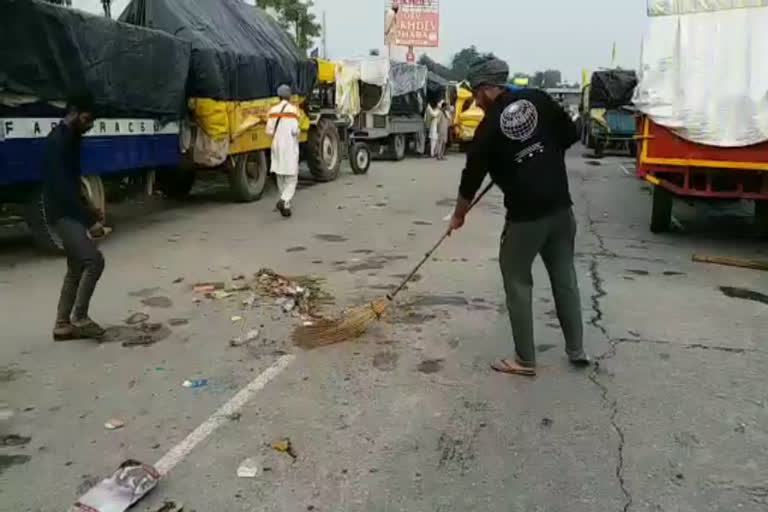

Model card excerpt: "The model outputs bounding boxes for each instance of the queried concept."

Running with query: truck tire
[350,142,371,175]
[307,119,341,182]
[650,185,673,233]
[22,175,105,253]
[157,167,196,199]
[229,151,267,202]
[389,134,406,161]
[755,201,768,238]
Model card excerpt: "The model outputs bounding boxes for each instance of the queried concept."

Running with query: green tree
[256,0,320,51]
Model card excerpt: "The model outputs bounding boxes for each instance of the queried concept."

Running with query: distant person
[436,102,452,160]
[448,57,590,376]
[45,94,106,341]
[266,84,300,218]
[425,101,440,157]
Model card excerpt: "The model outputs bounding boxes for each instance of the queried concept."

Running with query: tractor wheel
[307,119,341,182]
[350,142,371,175]
[228,150,268,202]
[389,134,406,161]
[650,185,673,234]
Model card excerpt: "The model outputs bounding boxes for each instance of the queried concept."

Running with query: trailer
[581,70,638,158]
[635,1,768,235]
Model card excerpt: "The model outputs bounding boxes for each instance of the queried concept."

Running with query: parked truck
[634,1,768,234]
[581,69,638,158]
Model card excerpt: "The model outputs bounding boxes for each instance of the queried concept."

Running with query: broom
[293,181,494,349]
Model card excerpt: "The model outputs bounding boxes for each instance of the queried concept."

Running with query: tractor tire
[22,175,105,253]
[229,151,268,202]
[307,119,341,182]
[350,142,371,175]
[389,134,406,161]
[157,167,196,199]
[650,185,673,234]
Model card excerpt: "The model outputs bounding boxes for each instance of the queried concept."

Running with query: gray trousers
[499,208,584,366]
[54,218,105,323]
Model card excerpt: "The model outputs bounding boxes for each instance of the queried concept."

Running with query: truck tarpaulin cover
[589,70,638,109]
[634,3,768,146]
[390,62,428,98]
[120,0,316,101]
[0,0,190,118]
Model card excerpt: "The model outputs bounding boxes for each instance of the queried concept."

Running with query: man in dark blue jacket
[449,58,590,376]
[44,95,106,341]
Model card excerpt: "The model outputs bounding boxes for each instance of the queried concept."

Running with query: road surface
[1,149,767,511]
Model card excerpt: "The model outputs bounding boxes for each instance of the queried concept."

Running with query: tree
[256,0,320,51]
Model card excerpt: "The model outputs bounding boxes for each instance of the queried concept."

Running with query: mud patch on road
[625,269,650,276]
[0,365,25,382]
[391,273,422,283]
[586,160,602,166]
[103,324,172,347]
[369,284,394,291]
[720,286,768,306]
[1,434,30,446]
[168,318,189,327]
[128,287,160,298]
[315,234,348,243]
[663,271,686,276]
[141,296,173,308]
[413,220,433,226]
[285,246,307,253]
[0,455,30,475]
[125,312,150,325]
[396,311,438,325]
[351,249,374,254]
[418,359,445,374]
[373,352,399,371]
[411,295,468,307]
[537,344,556,353]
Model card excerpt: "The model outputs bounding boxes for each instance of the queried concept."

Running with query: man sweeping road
[448,57,590,376]
[266,84,301,218]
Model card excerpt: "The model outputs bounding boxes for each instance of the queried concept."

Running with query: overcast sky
[74,0,648,83]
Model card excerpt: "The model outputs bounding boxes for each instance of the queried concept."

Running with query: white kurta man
[266,84,300,217]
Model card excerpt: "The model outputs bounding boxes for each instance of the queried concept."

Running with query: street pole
[322,10,327,59]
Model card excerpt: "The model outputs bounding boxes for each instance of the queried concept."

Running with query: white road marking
[619,164,632,176]
[153,354,295,476]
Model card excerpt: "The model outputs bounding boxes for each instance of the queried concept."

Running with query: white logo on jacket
[500,100,538,141]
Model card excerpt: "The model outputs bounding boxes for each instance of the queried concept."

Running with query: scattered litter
[735,423,747,433]
[182,379,208,389]
[271,438,297,460]
[227,282,250,292]
[232,274,246,281]
[230,329,260,347]
[242,294,257,308]
[155,367,165,371]
[237,457,261,478]
[211,291,234,300]
[282,299,296,313]
[172,277,184,284]
[104,419,125,430]
[69,460,159,512]
[227,412,241,422]
[153,264,167,271]
[168,318,189,327]
[540,417,554,428]
[193,282,225,293]
[231,316,243,322]
[125,313,149,325]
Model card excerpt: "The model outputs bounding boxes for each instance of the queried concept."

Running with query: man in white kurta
[266,84,300,217]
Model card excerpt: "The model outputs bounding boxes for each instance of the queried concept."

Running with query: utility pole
[322,10,327,58]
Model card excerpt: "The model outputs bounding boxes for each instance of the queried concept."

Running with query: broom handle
[387,181,495,302]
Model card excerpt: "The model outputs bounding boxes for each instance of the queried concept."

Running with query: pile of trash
[192,268,333,318]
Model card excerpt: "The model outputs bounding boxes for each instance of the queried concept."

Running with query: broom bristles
[293,298,391,348]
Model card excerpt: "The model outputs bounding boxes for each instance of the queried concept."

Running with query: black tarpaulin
[0,0,190,118]
[390,62,428,97]
[120,0,317,101]
[589,70,638,109]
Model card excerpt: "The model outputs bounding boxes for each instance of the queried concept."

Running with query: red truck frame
[635,116,768,233]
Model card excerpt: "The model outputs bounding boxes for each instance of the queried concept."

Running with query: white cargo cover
[336,56,391,117]
[648,0,768,16]
[634,4,768,147]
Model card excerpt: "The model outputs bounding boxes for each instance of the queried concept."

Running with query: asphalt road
[1,148,767,512]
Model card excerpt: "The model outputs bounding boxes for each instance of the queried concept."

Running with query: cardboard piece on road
[70,460,159,512]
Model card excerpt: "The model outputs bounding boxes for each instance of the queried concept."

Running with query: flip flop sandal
[491,358,537,377]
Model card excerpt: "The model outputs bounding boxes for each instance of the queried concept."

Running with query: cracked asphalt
[1,148,767,511]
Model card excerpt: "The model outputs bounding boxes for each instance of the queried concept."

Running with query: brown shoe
[53,322,75,342]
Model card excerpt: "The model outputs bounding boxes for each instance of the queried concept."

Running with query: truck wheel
[307,119,341,182]
[350,142,371,175]
[755,201,768,238]
[229,151,267,202]
[650,185,673,233]
[414,131,426,156]
[157,167,196,199]
[389,134,406,161]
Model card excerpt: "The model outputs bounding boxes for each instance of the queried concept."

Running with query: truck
[580,69,638,158]
[635,1,768,235]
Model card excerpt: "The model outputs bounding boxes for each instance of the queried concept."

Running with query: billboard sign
[390,0,440,48]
